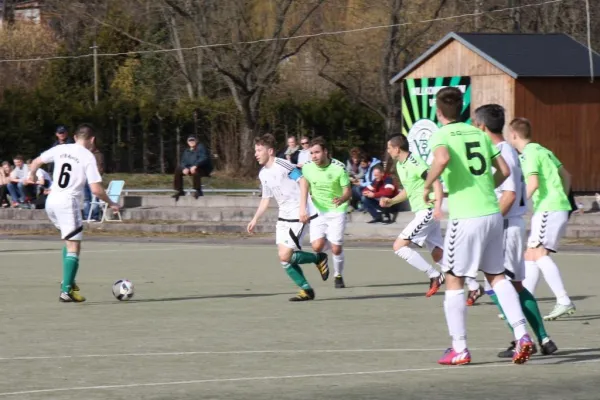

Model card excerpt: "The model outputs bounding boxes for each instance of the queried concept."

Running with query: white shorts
[442,213,505,278]
[310,212,347,246]
[528,211,568,252]
[503,217,526,281]
[399,209,444,251]
[276,220,307,251]
[46,196,83,241]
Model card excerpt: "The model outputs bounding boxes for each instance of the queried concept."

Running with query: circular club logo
[407,119,438,165]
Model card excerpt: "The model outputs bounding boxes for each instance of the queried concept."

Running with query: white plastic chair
[87,180,125,223]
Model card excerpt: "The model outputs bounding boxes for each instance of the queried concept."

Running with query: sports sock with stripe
[518,288,548,342]
[290,251,318,265]
[282,263,311,290]
[62,253,79,292]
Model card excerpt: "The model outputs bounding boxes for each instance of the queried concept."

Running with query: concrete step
[2,218,600,240]
[122,195,274,209]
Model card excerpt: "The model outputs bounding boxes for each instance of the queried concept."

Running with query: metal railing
[122,188,260,196]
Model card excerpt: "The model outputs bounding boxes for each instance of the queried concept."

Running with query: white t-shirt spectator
[297,149,311,167]
[36,168,53,187]
[10,164,29,182]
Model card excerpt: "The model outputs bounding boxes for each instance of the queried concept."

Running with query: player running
[299,137,352,289]
[28,124,120,302]
[507,118,576,321]
[380,134,445,297]
[473,105,558,358]
[247,134,329,302]
[425,87,533,365]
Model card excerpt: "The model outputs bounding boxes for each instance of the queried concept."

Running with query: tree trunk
[127,115,134,173]
[142,129,149,173]
[175,125,181,170]
[196,48,204,98]
[116,118,122,172]
[158,118,166,174]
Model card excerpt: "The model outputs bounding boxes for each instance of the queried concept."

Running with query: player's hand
[182,168,190,175]
[190,166,197,174]
[423,186,433,205]
[27,174,36,184]
[109,202,120,212]
[380,197,391,208]
[247,218,257,233]
[299,209,309,224]
[333,197,345,207]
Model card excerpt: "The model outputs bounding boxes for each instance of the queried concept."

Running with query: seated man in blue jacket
[173,135,211,200]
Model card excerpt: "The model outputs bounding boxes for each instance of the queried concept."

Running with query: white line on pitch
[0,246,202,256]
[0,347,594,362]
[3,360,600,397]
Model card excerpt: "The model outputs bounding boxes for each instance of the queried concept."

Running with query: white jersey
[495,141,527,219]
[297,149,311,166]
[40,144,102,199]
[259,158,313,220]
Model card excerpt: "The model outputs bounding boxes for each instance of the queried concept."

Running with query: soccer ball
[112,279,135,301]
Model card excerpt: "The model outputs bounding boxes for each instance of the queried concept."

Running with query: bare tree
[163,0,326,172]
[317,0,447,137]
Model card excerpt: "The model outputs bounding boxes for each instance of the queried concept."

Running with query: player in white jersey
[472,105,557,357]
[247,134,329,302]
[28,124,120,302]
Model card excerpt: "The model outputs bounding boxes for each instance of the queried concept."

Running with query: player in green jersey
[507,118,576,321]
[300,137,352,288]
[424,87,533,366]
[380,134,445,297]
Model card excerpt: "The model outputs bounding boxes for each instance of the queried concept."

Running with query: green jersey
[428,122,500,219]
[302,158,350,213]
[396,152,432,212]
[519,142,570,212]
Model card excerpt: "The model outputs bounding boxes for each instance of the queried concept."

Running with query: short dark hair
[254,133,277,150]
[509,117,532,139]
[388,134,409,152]
[436,87,463,121]
[14,155,24,161]
[310,136,328,151]
[74,123,97,140]
[372,164,384,173]
[474,104,505,134]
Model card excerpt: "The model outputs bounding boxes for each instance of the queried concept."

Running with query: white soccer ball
[112,279,135,301]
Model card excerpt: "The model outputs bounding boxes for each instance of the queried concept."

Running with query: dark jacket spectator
[277,136,300,165]
[173,136,212,200]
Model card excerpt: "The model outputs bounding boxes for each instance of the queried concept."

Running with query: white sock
[333,252,344,277]
[395,247,439,278]
[444,289,467,352]
[537,256,571,305]
[492,279,528,341]
[523,261,540,295]
[466,277,480,291]
[483,278,493,293]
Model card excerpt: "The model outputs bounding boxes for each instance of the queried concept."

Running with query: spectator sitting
[361,164,399,223]
[0,161,12,208]
[7,155,32,207]
[280,136,300,165]
[24,160,52,209]
[296,135,311,168]
[351,153,382,211]
[173,135,211,200]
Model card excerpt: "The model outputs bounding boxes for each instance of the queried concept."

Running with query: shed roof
[390,32,600,83]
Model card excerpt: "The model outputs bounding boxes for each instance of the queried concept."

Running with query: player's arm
[248,197,270,233]
[27,157,46,183]
[499,190,516,216]
[558,166,571,195]
[423,146,449,189]
[90,182,118,206]
[384,190,407,206]
[333,170,352,207]
[491,155,510,188]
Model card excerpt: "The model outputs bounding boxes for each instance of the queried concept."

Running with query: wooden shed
[390,32,600,192]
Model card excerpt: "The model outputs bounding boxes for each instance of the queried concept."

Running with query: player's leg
[287,221,329,281]
[527,211,574,320]
[497,218,557,357]
[276,222,316,301]
[395,209,444,296]
[437,219,472,365]
[465,276,484,306]
[325,213,347,288]
[481,214,532,364]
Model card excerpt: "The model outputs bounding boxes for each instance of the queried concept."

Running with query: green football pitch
[1,239,599,399]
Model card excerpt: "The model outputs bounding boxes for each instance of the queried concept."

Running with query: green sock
[62,246,66,261]
[519,289,548,342]
[290,251,318,265]
[61,253,79,292]
[489,291,513,332]
[284,263,311,290]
